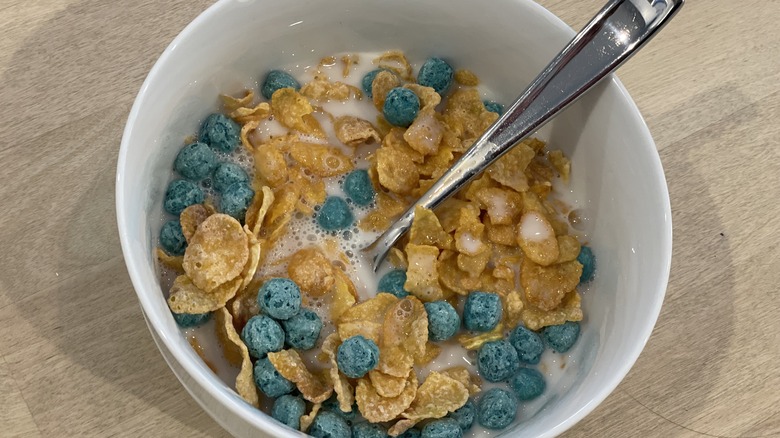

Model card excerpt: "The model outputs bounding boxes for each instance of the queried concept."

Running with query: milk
[157,51,592,436]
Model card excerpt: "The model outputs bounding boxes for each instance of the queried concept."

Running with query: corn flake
[271,88,324,137]
[334,116,381,147]
[415,342,442,366]
[548,150,571,183]
[522,290,583,330]
[369,370,409,398]
[485,141,535,192]
[376,147,419,195]
[403,108,443,156]
[180,204,213,242]
[156,247,183,273]
[517,211,560,266]
[300,402,322,432]
[231,102,271,125]
[220,89,254,111]
[301,74,362,101]
[395,372,469,427]
[322,333,355,413]
[254,142,288,187]
[168,274,242,315]
[245,186,274,238]
[454,69,480,86]
[409,206,453,250]
[556,235,581,263]
[338,321,382,345]
[356,372,418,423]
[439,366,482,396]
[403,84,441,110]
[521,259,582,311]
[182,214,249,292]
[289,142,354,177]
[214,307,260,407]
[404,244,444,302]
[287,247,336,297]
[372,70,402,111]
[503,290,525,328]
[457,322,504,350]
[267,349,333,403]
[374,50,414,81]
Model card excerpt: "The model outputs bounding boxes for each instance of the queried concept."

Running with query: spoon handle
[365,0,683,270]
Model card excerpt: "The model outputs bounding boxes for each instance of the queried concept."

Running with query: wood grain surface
[0,0,778,436]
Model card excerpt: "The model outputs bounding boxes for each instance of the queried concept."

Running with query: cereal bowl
[116,0,672,436]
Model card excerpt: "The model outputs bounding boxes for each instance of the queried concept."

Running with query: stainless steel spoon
[364,0,683,271]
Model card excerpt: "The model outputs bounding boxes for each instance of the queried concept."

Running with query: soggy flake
[403,108,443,156]
[301,74,362,101]
[220,89,254,111]
[394,372,469,429]
[254,142,288,188]
[548,150,571,183]
[522,290,583,330]
[334,116,381,147]
[439,366,481,396]
[517,211,560,266]
[179,204,213,243]
[156,247,184,273]
[300,402,322,432]
[288,142,354,177]
[409,206,453,250]
[267,349,333,403]
[521,259,582,311]
[287,247,335,297]
[404,244,444,302]
[374,50,414,81]
[454,69,480,86]
[556,235,581,263]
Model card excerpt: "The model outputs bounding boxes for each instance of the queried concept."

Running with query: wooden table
[1,0,778,436]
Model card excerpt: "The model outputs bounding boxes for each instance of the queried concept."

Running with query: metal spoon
[364,0,683,271]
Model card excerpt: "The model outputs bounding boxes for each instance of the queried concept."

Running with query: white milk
[157,51,591,437]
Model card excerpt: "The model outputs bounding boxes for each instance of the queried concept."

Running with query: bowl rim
[116,0,673,436]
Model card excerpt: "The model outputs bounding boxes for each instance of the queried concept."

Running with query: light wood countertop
[1,0,778,436]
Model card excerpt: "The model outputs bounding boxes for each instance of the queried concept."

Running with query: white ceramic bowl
[116,0,672,436]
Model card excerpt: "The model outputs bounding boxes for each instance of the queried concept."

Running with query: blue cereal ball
[396,430,421,438]
[477,388,517,430]
[342,169,375,206]
[463,292,502,332]
[577,245,596,283]
[361,69,386,98]
[317,196,354,231]
[160,220,187,256]
[424,301,460,342]
[281,308,323,350]
[448,399,476,431]
[242,315,285,359]
[199,113,240,153]
[261,70,301,99]
[542,321,580,353]
[309,410,352,438]
[258,278,302,320]
[421,418,462,438]
[508,325,544,365]
[383,87,420,127]
[271,394,306,430]
[377,269,409,298]
[253,357,295,397]
[477,340,520,382]
[509,368,546,401]
[174,142,218,181]
[352,422,388,438]
[417,57,454,95]
[219,182,254,222]
[337,335,380,379]
[172,311,211,328]
[323,397,358,424]
[483,100,504,115]
[213,162,249,193]
[164,179,205,215]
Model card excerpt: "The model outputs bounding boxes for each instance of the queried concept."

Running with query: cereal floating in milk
[154,50,596,436]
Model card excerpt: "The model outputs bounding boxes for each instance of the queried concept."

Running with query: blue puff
[342,169,375,206]
[174,142,218,180]
[383,87,420,127]
[361,69,386,98]
[213,162,249,193]
[477,388,517,430]
[417,57,453,95]
[377,269,409,298]
[542,321,580,353]
[353,422,388,438]
[317,196,354,231]
[254,357,295,398]
[477,340,520,382]
[309,410,352,438]
[271,394,306,430]
[282,308,323,350]
[424,301,460,342]
[508,325,544,365]
[483,100,504,115]
[509,368,546,401]
[172,311,210,328]
[421,418,462,438]
[261,70,301,100]
[258,278,302,320]
[448,399,476,431]
[242,315,285,358]
[396,429,421,438]
[577,246,596,283]
[337,335,380,379]
[160,220,187,256]
[219,182,254,222]
[463,292,502,332]
[199,113,240,153]
[164,179,204,215]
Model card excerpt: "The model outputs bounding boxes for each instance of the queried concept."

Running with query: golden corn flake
[374,50,414,81]
[384,127,424,163]
[220,89,254,111]
[230,102,271,125]
[341,54,359,78]
[182,214,249,292]
[167,275,242,314]
[229,276,262,334]
[301,74,361,101]
[239,226,262,289]
[437,251,469,296]
[179,204,212,242]
[454,69,480,86]
[454,222,487,257]
[503,290,525,328]
[300,402,322,432]
[403,84,441,110]
[475,187,522,225]
[485,220,516,246]
[239,119,260,152]
[388,247,408,269]
[485,141,535,192]
[409,206,453,250]
[254,142,289,187]
[517,211,560,266]
[359,191,408,232]
[521,259,582,311]
[415,342,442,366]
[271,88,324,136]
[287,247,335,297]
[340,292,399,323]
[404,243,444,302]
[334,116,381,147]
[369,370,409,398]
[377,343,415,378]
[435,199,472,233]
[457,322,504,350]
[556,235,581,263]
[372,70,402,111]
[443,88,498,140]
[338,321,382,345]
[383,296,428,361]
[376,147,419,195]
[214,307,260,407]
[439,366,482,396]
[322,333,355,413]
[267,349,333,403]
[289,142,354,177]
[356,371,418,423]
[403,108,443,156]
[245,186,274,238]
[156,247,183,273]
[548,150,571,183]
[522,290,583,330]
[398,371,469,424]
[457,250,491,278]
